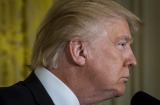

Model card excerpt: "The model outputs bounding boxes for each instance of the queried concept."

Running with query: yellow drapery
[0,0,54,86]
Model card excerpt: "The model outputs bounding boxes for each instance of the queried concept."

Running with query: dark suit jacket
[0,72,55,105]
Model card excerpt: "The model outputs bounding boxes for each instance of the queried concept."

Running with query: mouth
[122,76,129,83]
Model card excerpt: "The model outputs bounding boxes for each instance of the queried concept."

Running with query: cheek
[94,50,125,88]
[86,45,126,91]
[100,49,124,73]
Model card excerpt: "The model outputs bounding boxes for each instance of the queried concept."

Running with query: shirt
[34,67,80,105]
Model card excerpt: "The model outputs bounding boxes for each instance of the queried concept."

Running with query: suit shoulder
[0,82,36,105]
[0,81,28,95]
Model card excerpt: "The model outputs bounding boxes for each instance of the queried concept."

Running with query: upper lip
[123,76,130,82]
[123,76,129,79]
[124,76,129,79]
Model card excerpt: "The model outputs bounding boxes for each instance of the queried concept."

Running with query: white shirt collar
[34,67,80,105]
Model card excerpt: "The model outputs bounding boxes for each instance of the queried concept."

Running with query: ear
[69,39,87,66]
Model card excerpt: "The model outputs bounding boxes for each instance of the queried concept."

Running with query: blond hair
[31,0,141,69]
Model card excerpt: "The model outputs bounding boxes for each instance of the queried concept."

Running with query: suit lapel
[22,72,55,105]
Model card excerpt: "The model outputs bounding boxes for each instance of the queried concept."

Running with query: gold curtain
[0,0,54,86]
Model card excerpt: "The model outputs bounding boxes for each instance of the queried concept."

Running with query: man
[0,0,141,105]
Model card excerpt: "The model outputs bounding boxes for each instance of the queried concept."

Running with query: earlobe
[69,39,86,66]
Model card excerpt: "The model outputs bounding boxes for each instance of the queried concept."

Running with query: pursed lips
[122,76,129,83]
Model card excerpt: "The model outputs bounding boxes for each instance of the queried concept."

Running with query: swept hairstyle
[31,0,141,69]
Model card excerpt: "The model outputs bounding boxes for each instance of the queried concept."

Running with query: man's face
[85,19,137,98]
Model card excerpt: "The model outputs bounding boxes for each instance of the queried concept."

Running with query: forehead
[106,18,132,42]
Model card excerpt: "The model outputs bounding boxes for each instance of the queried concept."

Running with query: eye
[116,36,133,50]
[118,41,127,47]
[117,40,127,50]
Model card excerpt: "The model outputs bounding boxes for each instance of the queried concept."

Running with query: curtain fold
[0,0,53,86]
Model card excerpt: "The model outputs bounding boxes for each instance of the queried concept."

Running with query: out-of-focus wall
[0,0,54,86]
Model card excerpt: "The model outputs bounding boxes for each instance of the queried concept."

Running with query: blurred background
[0,0,160,105]
[0,0,54,86]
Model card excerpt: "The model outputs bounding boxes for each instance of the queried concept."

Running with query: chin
[116,86,126,97]
[113,85,126,98]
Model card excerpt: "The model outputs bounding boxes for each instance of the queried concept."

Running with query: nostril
[128,60,137,68]
[124,57,137,68]
[129,64,135,68]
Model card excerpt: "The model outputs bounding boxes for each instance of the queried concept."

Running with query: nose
[124,49,137,68]
[130,54,137,67]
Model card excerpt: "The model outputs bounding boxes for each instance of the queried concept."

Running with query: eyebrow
[118,36,133,44]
